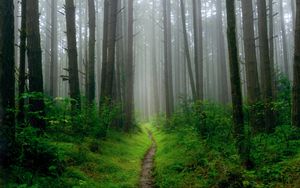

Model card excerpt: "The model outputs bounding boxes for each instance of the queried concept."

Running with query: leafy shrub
[14,126,65,176]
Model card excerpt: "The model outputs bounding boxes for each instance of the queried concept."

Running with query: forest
[0,0,300,187]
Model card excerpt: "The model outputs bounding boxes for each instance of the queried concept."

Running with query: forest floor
[139,129,156,188]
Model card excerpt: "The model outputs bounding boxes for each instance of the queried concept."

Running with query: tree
[162,0,174,118]
[241,0,261,130]
[292,0,300,127]
[124,0,134,131]
[216,0,229,104]
[0,0,15,166]
[87,0,96,103]
[180,0,197,101]
[257,0,274,132]
[50,0,58,98]
[26,0,46,129]
[100,0,118,103]
[279,0,290,77]
[192,0,204,100]
[18,0,27,124]
[65,0,81,110]
[226,0,250,168]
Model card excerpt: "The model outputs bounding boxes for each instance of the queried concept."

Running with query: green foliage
[152,100,300,187]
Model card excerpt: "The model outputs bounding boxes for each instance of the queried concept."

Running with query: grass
[7,125,152,188]
[149,123,300,188]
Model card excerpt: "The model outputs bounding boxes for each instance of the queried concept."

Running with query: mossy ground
[6,125,151,188]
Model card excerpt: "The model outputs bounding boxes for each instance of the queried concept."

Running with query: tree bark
[257,0,274,132]
[50,0,58,98]
[241,0,261,130]
[65,0,81,110]
[100,0,118,103]
[163,0,174,118]
[192,0,204,100]
[226,0,250,168]
[87,0,96,103]
[124,0,134,131]
[18,0,27,124]
[26,0,46,129]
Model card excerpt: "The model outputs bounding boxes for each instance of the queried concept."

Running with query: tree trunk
[0,0,15,166]
[18,0,27,124]
[100,0,118,102]
[257,0,274,132]
[65,0,81,110]
[192,0,204,100]
[100,0,109,104]
[124,0,134,131]
[180,0,197,101]
[26,0,46,130]
[268,0,276,98]
[226,0,250,168]
[87,0,96,103]
[50,0,58,98]
[216,0,229,104]
[292,0,300,127]
[163,0,174,118]
[241,0,261,130]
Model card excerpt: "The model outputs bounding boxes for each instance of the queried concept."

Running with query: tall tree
[163,0,174,118]
[241,0,261,130]
[226,0,250,168]
[100,0,109,103]
[292,0,300,127]
[65,0,81,110]
[100,0,118,102]
[151,0,160,114]
[180,0,197,101]
[124,0,134,131]
[268,0,276,97]
[216,0,229,103]
[50,0,58,97]
[279,0,289,77]
[257,0,274,132]
[18,0,27,124]
[192,0,204,100]
[0,0,15,165]
[26,0,46,129]
[87,0,96,103]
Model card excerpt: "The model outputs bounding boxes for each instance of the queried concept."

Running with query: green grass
[150,124,300,188]
[7,125,152,188]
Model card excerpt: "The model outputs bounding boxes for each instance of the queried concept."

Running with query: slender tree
[163,0,174,118]
[180,0,197,101]
[100,0,118,102]
[87,0,96,103]
[241,0,261,130]
[0,0,15,166]
[65,0,81,110]
[50,0,58,97]
[192,0,204,100]
[292,0,300,127]
[226,0,250,168]
[279,0,289,77]
[257,0,274,132]
[18,0,27,124]
[216,0,229,104]
[124,0,134,131]
[26,0,46,129]
[100,0,109,103]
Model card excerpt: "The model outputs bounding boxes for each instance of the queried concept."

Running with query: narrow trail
[139,130,156,188]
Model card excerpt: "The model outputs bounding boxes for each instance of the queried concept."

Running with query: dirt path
[139,130,156,188]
